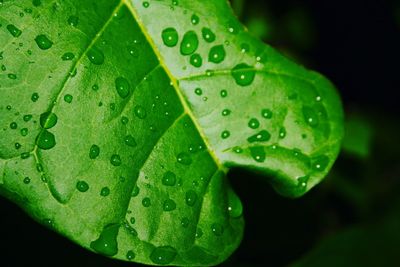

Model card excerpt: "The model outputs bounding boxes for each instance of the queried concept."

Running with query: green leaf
[0,0,344,266]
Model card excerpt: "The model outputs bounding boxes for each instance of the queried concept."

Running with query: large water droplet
[231,63,255,86]
[209,45,226,64]
[202,28,215,43]
[180,31,199,55]
[35,34,53,50]
[161,27,179,47]
[247,130,271,143]
[87,46,104,65]
[227,189,243,218]
[90,224,120,256]
[163,199,176,211]
[312,155,330,172]
[250,147,266,162]
[7,24,22,37]
[177,152,192,165]
[150,246,177,265]
[162,171,176,186]
[36,130,56,150]
[115,77,130,99]
[185,190,197,206]
[39,111,58,129]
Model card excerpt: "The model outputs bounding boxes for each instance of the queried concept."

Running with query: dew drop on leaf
[87,46,104,65]
[124,135,137,147]
[134,105,147,119]
[35,34,53,50]
[279,127,286,139]
[39,111,58,129]
[181,217,190,228]
[189,53,202,68]
[208,45,226,64]
[6,24,22,37]
[303,106,319,127]
[23,177,31,184]
[161,27,179,47]
[76,180,89,192]
[36,130,56,150]
[312,155,330,172]
[142,197,151,207]
[201,27,215,43]
[194,88,203,96]
[177,152,192,165]
[191,14,200,25]
[90,224,120,256]
[250,146,266,162]
[196,227,203,238]
[221,130,230,139]
[211,223,224,236]
[163,199,176,211]
[61,52,75,61]
[10,122,17,129]
[100,187,110,197]
[185,190,197,206]
[231,63,256,86]
[142,1,149,8]
[180,31,199,55]
[261,108,273,119]
[64,94,73,103]
[247,130,271,143]
[227,189,243,218]
[8,73,17,79]
[89,144,100,159]
[115,77,130,99]
[248,118,260,129]
[150,246,177,265]
[131,186,140,197]
[126,250,136,261]
[110,154,122,166]
[67,16,79,27]
[220,89,228,98]
[222,109,231,116]
[20,128,28,136]
[162,171,176,186]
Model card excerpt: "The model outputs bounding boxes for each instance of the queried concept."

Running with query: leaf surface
[0,0,343,265]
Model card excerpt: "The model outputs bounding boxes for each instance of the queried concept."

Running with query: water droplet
[36,130,56,150]
[92,84,99,91]
[240,43,250,53]
[194,88,203,96]
[150,246,177,265]
[87,46,104,65]
[247,130,271,143]
[279,127,286,139]
[231,63,256,86]
[220,90,228,98]
[23,177,31,184]
[233,146,243,153]
[297,176,309,188]
[221,130,230,139]
[303,106,319,127]
[211,223,224,236]
[248,118,260,129]
[90,224,120,256]
[250,147,266,162]
[177,152,192,165]
[261,109,273,119]
[124,135,137,147]
[209,45,226,64]
[142,197,151,207]
[180,31,199,55]
[35,34,53,50]
[129,217,135,224]
[39,111,58,129]
[191,14,200,25]
[131,185,140,197]
[61,52,74,61]
[64,94,73,103]
[21,152,30,159]
[181,217,190,228]
[67,16,79,27]
[89,145,100,159]
[202,28,215,43]
[189,53,202,68]
[162,171,176,186]
[110,154,122,166]
[10,122,17,129]
[142,1,150,8]
[100,187,110,197]
[312,155,330,172]
[126,250,136,261]
[8,73,17,80]
[185,190,197,206]
[227,188,243,218]
[222,109,231,116]
[163,199,176,211]
[15,143,21,150]
[115,77,130,99]
[196,228,203,238]
[76,180,89,192]
[6,24,22,37]
[161,27,179,47]
[20,128,28,136]
[134,105,147,119]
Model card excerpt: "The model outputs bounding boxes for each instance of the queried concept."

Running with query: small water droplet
[89,145,100,159]
[124,135,137,147]
[185,190,197,206]
[39,111,58,129]
[312,155,330,172]
[100,187,110,197]
[20,128,28,136]
[191,14,200,25]
[181,217,190,228]
[87,46,104,65]
[110,154,122,166]
[303,106,319,127]
[231,63,256,86]
[35,34,53,50]
[196,227,203,238]
[142,1,150,8]
[76,180,89,192]
[248,118,260,129]
[222,109,231,116]
[211,223,224,236]
[8,73,17,80]
[221,130,230,139]
[134,105,147,119]
[131,186,140,197]
[163,199,176,211]
[177,152,192,165]
[161,27,179,47]
[67,16,79,27]
[64,94,73,103]
[7,24,22,37]
[227,189,243,218]
[247,130,271,143]
[150,246,177,265]
[180,31,199,55]
[61,52,75,61]
[189,53,202,68]
[261,109,273,119]
[115,77,130,99]
[202,28,215,43]
[23,177,31,184]
[250,147,266,162]
[162,171,176,186]
[194,88,203,96]
[209,45,226,64]
[36,130,56,150]
[240,43,250,53]
[220,90,228,98]
[126,250,136,261]
[142,197,151,207]
[10,122,17,129]
[279,127,286,139]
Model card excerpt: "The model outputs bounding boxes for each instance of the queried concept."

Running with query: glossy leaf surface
[0,0,343,265]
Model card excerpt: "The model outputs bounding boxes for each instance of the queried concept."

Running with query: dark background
[1,0,400,266]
